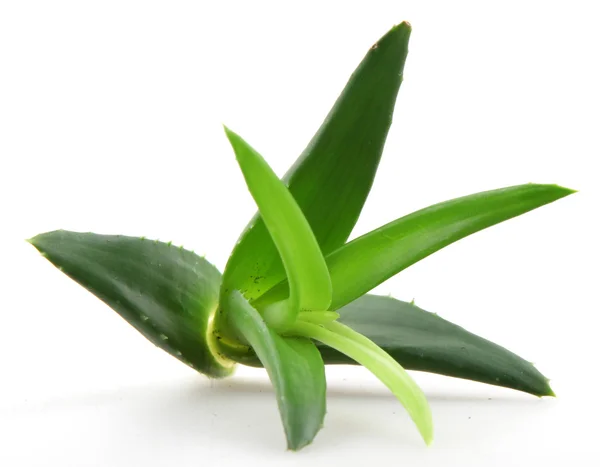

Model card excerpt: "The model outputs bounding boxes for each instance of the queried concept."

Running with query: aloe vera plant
[29,22,574,451]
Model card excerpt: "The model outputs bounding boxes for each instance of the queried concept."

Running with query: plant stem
[290,320,433,445]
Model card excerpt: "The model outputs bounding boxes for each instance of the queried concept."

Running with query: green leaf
[222,22,412,303]
[325,295,554,397]
[254,184,574,311]
[224,127,332,326]
[234,294,555,397]
[326,183,575,309]
[28,230,236,378]
[291,319,433,445]
[225,291,327,450]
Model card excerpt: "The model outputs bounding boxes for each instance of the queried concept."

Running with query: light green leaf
[222,22,412,303]
[225,291,327,450]
[224,127,331,327]
[28,230,236,378]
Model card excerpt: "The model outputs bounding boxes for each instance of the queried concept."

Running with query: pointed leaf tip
[369,21,411,53]
[552,184,577,196]
[393,21,412,35]
[222,124,234,142]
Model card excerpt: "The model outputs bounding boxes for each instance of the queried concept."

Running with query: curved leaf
[236,294,554,397]
[224,127,331,323]
[222,22,412,303]
[326,184,574,309]
[225,291,326,450]
[28,230,235,378]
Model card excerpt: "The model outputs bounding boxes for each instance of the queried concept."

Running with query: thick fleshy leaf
[222,22,412,303]
[225,291,326,450]
[235,294,554,397]
[326,184,574,309]
[28,230,235,378]
[328,295,554,396]
[224,127,331,325]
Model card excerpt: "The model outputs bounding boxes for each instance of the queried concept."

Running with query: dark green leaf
[224,127,332,324]
[327,295,554,397]
[222,22,412,303]
[28,230,235,378]
[225,291,327,450]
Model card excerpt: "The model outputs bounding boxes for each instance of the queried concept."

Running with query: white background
[1,1,599,465]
